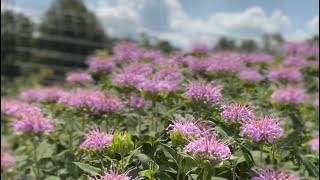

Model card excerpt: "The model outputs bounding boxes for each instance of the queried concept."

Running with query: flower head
[123,63,153,75]
[138,79,179,93]
[282,56,308,67]
[167,117,202,137]
[112,72,146,88]
[20,87,64,102]
[237,69,263,82]
[240,116,284,143]
[12,113,53,133]
[184,134,231,161]
[87,57,114,72]
[80,128,113,151]
[308,132,319,153]
[252,169,298,180]
[185,81,222,103]
[189,42,210,53]
[267,66,303,82]
[221,103,255,123]
[89,166,141,180]
[113,42,142,62]
[270,86,307,104]
[1,153,15,170]
[66,72,93,83]
[1,99,41,117]
[128,95,147,108]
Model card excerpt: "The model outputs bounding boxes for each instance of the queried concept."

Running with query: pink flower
[1,99,41,117]
[123,63,153,75]
[112,73,146,87]
[189,42,210,53]
[242,53,274,64]
[184,134,231,161]
[12,113,53,133]
[270,86,307,104]
[283,42,319,56]
[20,87,64,102]
[221,103,255,123]
[128,95,147,108]
[87,57,114,72]
[89,166,141,180]
[138,79,179,93]
[58,89,121,113]
[167,117,202,137]
[308,132,319,153]
[240,116,284,143]
[66,72,93,83]
[282,56,308,67]
[252,169,298,180]
[80,128,112,151]
[206,54,243,73]
[267,66,303,82]
[237,69,263,82]
[142,50,162,60]
[113,42,142,62]
[154,66,182,81]
[313,98,319,108]
[1,153,15,170]
[185,81,222,103]
[184,56,210,71]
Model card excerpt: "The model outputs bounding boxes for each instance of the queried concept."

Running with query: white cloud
[308,15,319,35]
[93,0,293,49]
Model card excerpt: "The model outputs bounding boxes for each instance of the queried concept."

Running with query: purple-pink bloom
[128,95,147,108]
[185,81,222,103]
[167,117,202,137]
[221,103,255,123]
[239,116,284,143]
[66,72,93,83]
[123,63,153,75]
[252,169,298,180]
[142,50,162,60]
[242,53,274,64]
[206,54,243,73]
[1,153,15,170]
[267,66,303,82]
[87,57,114,72]
[154,66,182,81]
[184,134,231,161]
[282,56,308,67]
[189,42,210,53]
[184,56,210,71]
[1,99,41,117]
[80,128,112,151]
[237,69,263,82]
[20,87,64,102]
[138,79,179,93]
[283,42,319,56]
[89,166,140,180]
[308,132,319,153]
[58,89,121,113]
[112,72,146,87]
[113,42,142,62]
[12,113,53,133]
[270,86,307,104]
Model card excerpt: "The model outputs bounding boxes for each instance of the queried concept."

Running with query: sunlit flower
[221,103,255,123]
[270,86,307,104]
[252,169,298,180]
[1,153,15,170]
[308,132,319,153]
[282,56,308,67]
[138,79,179,93]
[12,113,53,133]
[128,95,147,108]
[267,66,303,82]
[184,134,231,161]
[87,57,114,72]
[167,117,202,137]
[185,81,222,103]
[66,72,93,83]
[112,72,146,87]
[1,99,41,117]
[20,87,64,102]
[190,42,210,53]
[89,166,141,180]
[113,42,142,62]
[80,128,112,150]
[237,69,263,82]
[240,116,284,143]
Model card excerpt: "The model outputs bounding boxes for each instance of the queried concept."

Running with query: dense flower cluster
[66,72,93,83]
[128,95,147,108]
[283,42,319,56]
[189,42,210,53]
[184,134,231,161]
[167,117,202,137]
[58,89,121,113]
[282,56,308,67]
[113,42,142,62]
[185,81,222,103]
[1,99,41,117]
[220,103,255,123]
[270,86,307,104]
[267,66,303,82]
[240,116,284,143]
[12,113,53,133]
[87,57,114,72]
[237,69,263,82]
[89,167,140,180]
[252,169,298,180]
[1,153,15,170]
[80,128,113,150]
[308,132,319,153]
[20,87,64,102]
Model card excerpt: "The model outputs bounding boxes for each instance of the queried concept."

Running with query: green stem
[260,143,263,165]
[33,140,40,179]
[271,144,275,169]
[176,155,182,180]
[138,116,142,138]
[69,131,73,151]
[202,164,209,180]
[98,154,105,176]
[120,153,125,173]
[232,166,237,180]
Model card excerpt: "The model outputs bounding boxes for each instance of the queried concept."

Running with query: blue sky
[2,0,319,49]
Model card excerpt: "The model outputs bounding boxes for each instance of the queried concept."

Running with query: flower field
[1,42,319,180]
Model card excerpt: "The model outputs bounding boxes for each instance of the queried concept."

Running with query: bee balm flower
[252,169,298,180]
[80,128,113,151]
[270,86,307,105]
[185,81,222,103]
[221,103,255,123]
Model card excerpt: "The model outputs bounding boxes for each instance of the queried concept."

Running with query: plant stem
[120,153,125,173]
[33,140,40,179]
[260,143,263,165]
[138,116,142,138]
[98,154,105,176]
[176,155,182,180]
[69,131,73,151]
[202,164,209,180]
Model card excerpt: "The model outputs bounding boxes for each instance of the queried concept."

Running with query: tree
[155,40,177,54]
[214,37,236,51]
[239,39,258,52]
[1,10,34,78]
[36,0,109,72]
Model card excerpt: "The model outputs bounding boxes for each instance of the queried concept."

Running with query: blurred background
[1,0,319,96]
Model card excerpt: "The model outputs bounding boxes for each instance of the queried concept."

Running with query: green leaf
[73,162,100,176]
[239,144,254,166]
[298,155,319,178]
[36,141,54,159]
[138,170,156,179]
[278,129,302,149]
[288,113,303,129]
[137,153,152,165]
[159,143,178,165]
